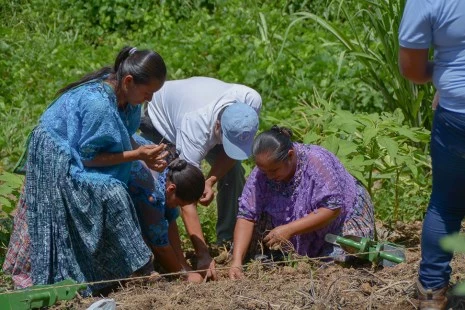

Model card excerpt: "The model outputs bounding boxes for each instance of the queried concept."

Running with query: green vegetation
[0,0,434,251]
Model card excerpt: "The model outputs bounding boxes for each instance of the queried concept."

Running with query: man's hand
[199,183,215,206]
[263,225,293,249]
[197,254,218,281]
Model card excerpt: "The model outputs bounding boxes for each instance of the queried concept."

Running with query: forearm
[231,218,255,265]
[168,221,191,270]
[398,47,433,84]
[284,207,341,237]
[206,149,236,187]
[404,61,434,84]
[152,245,183,273]
[83,149,141,167]
[180,203,210,259]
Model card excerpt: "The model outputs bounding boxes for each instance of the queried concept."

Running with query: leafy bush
[264,91,431,222]
[0,172,24,258]
[0,0,385,171]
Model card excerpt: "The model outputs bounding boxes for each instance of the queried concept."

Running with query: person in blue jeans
[399,1,465,309]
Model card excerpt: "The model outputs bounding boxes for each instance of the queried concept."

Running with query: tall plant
[281,0,434,128]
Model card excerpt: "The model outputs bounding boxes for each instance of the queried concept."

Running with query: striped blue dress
[3,79,151,293]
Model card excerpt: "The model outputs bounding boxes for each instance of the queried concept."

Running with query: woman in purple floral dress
[229,126,374,279]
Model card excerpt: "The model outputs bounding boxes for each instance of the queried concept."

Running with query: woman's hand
[228,263,244,280]
[263,225,293,249]
[229,218,254,279]
[137,144,169,172]
[185,271,204,283]
[197,254,218,281]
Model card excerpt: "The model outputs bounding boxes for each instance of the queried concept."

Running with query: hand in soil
[264,225,292,249]
[185,271,204,283]
[197,255,218,281]
[228,265,244,280]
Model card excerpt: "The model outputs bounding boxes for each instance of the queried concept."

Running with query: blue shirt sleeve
[399,0,432,49]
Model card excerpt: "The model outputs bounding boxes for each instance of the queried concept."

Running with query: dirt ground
[41,221,465,310]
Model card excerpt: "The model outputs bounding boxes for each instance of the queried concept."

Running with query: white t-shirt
[147,77,262,167]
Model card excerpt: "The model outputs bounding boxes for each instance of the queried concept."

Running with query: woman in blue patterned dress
[3,46,168,293]
[129,158,205,283]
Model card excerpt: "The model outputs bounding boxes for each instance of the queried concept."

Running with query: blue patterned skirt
[3,126,151,293]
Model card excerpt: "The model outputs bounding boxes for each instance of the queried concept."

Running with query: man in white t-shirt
[140,76,261,278]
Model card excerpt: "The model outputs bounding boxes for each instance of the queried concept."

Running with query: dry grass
[27,222,465,309]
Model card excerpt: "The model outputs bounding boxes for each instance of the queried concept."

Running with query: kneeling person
[229,126,375,279]
[129,159,205,282]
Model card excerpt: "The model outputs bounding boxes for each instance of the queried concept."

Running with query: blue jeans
[419,105,465,290]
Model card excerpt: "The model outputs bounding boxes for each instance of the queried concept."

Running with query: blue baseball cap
[221,103,259,160]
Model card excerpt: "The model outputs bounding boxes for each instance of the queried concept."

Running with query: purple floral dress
[238,143,374,258]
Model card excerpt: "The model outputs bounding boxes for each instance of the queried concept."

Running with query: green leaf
[320,135,340,155]
[1,203,15,215]
[395,127,420,142]
[0,197,12,209]
[392,108,405,124]
[440,233,465,253]
[453,283,465,296]
[0,185,13,196]
[0,172,24,187]
[362,127,378,146]
[372,173,396,179]
[404,157,418,178]
[303,131,320,144]
[334,139,358,157]
[376,136,398,159]
[346,155,372,167]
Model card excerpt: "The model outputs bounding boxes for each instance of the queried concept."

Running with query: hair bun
[281,127,293,138]
[168,158,187,171]
[271,125,293,138]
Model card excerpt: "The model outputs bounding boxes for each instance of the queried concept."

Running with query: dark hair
[58,46,167,94]
[252,125,293,162]
[167,159,205,203]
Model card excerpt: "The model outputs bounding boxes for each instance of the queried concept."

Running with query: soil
[32,222,465,309]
